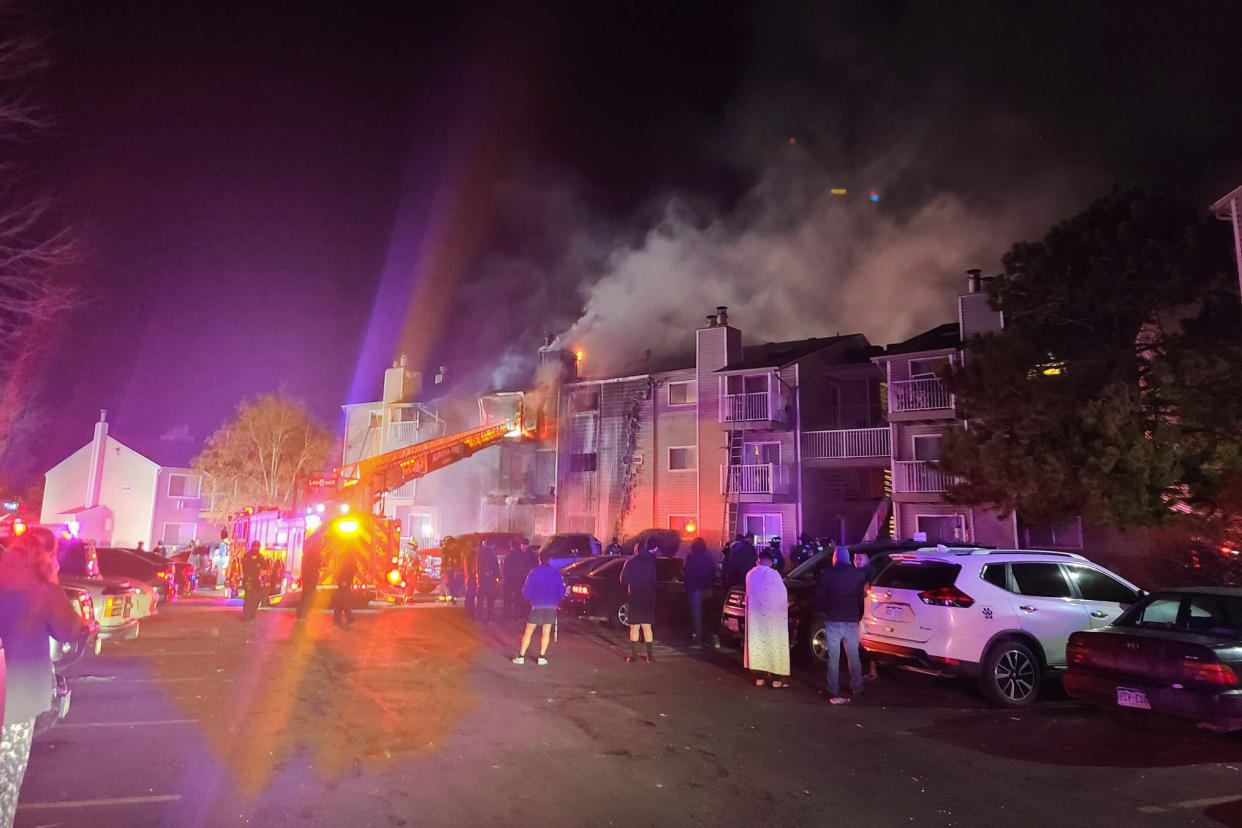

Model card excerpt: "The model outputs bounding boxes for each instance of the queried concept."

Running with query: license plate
[883,604,904,620]
[724,617,739,632]
[1117,687,1151,709]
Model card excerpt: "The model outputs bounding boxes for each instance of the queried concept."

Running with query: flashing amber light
[830,188,847,195]
[684,522,697,534]
[386,569,402,585]
[337,519,360,535]
[12,519,26,535]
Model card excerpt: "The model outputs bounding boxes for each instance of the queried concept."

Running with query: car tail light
[104,597,120,618]
[78,593,94,622]
[157,569,171,581]
[1182,658,1238,686]
[570,584,591,596]
[918,585,974,608]
[1066,638,1091,666]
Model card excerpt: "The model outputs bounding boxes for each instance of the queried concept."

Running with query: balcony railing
[720,463,785,495]
[802,427,890,460]
[893,460,951,493]
[720,392,771,423]
[388,480,417,498]
[888,378,951,413]
[388,420,419,446]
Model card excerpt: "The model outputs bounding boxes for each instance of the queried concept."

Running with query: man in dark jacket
[512,554,566,665]
[296,536,323,620]
[722,536,757,592]
[474,540,501,623]
[333,544,359,626]
[462,539,479,619]
[815,546,869,704]
[241,542,265,622]
[683,538,715,645]
[502,538,537,621]
[620,539,659,662]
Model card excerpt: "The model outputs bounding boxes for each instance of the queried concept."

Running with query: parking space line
[19,794,182,809]
[58,719,199,728]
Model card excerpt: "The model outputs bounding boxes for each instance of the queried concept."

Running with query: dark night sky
[14,0,1242,479]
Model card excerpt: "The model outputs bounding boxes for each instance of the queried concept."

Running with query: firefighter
[241,542,265,621]
[333,541,359,626]
[297,535,323,620]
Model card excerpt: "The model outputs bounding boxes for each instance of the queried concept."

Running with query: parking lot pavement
[16,597,1242,827]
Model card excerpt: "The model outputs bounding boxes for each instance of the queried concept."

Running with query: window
[668,381,697,406]
[742,513,780,545]
[571,389,599,413]
[568,453,598,473]
[741,441,780,466]
[726,374,769,395]
[909,356,950,379]
[873,562,962,591]
[981,563,1009,590]
[668,514,697,532]
[167,474,200,498]
[668,447,696,471]
[368,410,382,428]
[1065,566,1136,604]
[912,434,942,462]
[1123,597,1180,629]
[1010,563,1073,598]
[915,514,965,543]
[161,522,197,545]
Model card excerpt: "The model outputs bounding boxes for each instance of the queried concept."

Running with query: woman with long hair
[0,526,88,828]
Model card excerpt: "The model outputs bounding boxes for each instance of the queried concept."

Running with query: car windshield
[1116,593,1242,637]
[561,558,599,577]
[786,549,831,579]
[872,561,961,591]
[590,559,625,579]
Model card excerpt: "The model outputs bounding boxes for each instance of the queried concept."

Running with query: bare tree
[193,394,334,521]
[0,3,80,466]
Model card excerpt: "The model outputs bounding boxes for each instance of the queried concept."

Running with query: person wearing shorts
[513,553,566,666]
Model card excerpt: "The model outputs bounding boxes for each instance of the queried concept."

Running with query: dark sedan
[561,557,692,629]
[1065,587,1242,732]
[96,546,178,601]
[129,548,197,595]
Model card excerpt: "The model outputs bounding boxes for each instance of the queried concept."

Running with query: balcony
[893,460,951,493]
[388,420,419,447]
[888,378,952,414]
[719,392,770,423]
[802,427,890,460]
[720,463,787,495]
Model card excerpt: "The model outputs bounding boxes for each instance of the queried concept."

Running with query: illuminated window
[167,474,201,498]
[668,381,697,406]
[742,513,781,545]
[668,446,696,471]
[668,514,697,532]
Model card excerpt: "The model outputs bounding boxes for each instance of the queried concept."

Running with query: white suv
[861,548,1143,707]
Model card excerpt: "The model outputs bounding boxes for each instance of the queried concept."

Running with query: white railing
[893,460,950,493]
[720,392,770,423]
[388,480,417,498]
[888,378,951,413]
[388,420,419,446]
[720,463,783,495]
[802,427,890,459]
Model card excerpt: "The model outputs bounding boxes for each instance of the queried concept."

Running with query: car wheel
[810,624,830,664]
[611,602,631,630]
[980,639,1042,708]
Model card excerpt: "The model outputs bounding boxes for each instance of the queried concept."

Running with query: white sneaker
[512,656,525,665]
[537,657,548,666]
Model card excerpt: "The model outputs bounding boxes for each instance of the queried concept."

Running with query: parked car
[96,546,178,602]
[559,556,621,579]
[538,533,603,569]
[129,548,197,595]
[53,583,101,666]
[861,548,1143,707]
[719,540,985,662]
[57,538,159,619]
[1064,587,1242,731]
[561,556,700,629]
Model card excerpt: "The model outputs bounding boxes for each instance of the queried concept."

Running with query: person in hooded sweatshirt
[620,537,660,662]
[816,545,870,704]
[512,552,566,665]
[722,536,757,592]
[682,537,715,646]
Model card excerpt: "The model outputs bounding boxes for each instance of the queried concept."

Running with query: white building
[42,411,214,548]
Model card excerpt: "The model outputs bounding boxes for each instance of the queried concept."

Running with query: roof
[717,335,853,372]
[878,322,961,357]
[1152,586,1242,597]
[1211,184,1242,219]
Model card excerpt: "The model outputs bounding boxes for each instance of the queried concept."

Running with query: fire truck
[227,410,524,605]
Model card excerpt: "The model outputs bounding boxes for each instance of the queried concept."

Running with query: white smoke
[561,161,1081,377]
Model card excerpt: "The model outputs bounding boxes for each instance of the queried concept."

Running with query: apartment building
[553,308,888,550]
[872,270,1019,547]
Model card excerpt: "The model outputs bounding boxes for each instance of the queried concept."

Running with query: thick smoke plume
[559,160,1082,378]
